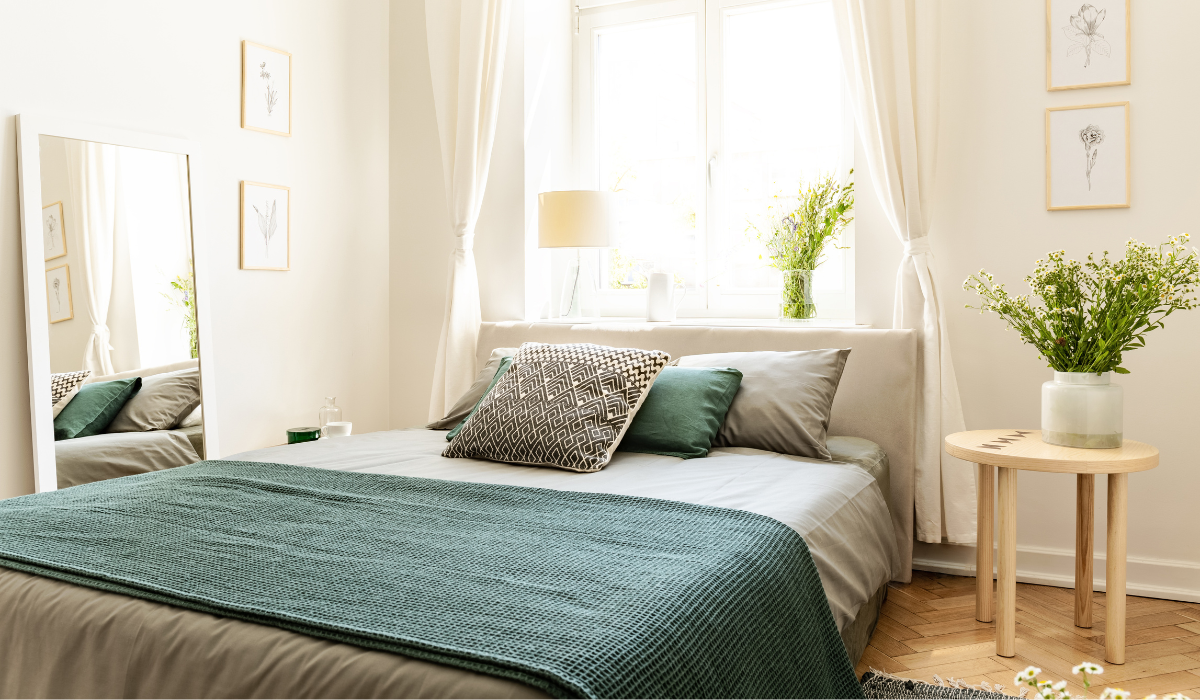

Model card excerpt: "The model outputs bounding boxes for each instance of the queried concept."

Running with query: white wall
[389,0,526,428]
[0,0,390,498]
[920,1,1200,600]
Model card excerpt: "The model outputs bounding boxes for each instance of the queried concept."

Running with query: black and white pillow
[51,370,91,405]
[443,342,670,472]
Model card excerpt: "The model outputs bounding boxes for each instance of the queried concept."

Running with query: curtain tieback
[92,325,113,349]
[455,232,475,252]
[903,237,932,257]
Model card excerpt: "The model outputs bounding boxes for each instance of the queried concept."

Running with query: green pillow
[618,366,742,459]
[446,357,513,441]
[54,378,142,441]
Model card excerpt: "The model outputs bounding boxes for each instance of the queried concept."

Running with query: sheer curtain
[833,0,975,543]
[64,139,118,377]
[425,0,512,421]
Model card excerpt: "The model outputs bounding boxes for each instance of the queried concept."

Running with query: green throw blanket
[0,460,862,699]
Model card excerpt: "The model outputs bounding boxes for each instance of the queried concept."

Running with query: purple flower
[782,216,797,233]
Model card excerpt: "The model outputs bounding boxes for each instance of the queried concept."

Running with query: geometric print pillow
[50,369,91,405]
[442,342,671,472]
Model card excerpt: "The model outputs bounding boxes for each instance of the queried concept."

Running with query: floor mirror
[16,115,218,493]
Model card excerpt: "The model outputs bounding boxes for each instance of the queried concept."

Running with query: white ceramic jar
[1041,372,1123,448]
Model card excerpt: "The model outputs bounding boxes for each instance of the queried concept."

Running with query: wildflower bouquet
[963,236,1200,373]
[162,267,199,360]
[1013,662,1191,700]
[751,172,854,320]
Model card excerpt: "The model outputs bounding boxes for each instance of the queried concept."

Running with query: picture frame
[1046,102,1130,211]
[42,201,67,261]
[241,40,292,136]
[1047,0,1130,91]
[45,264,73,324]
[240,181,291,270]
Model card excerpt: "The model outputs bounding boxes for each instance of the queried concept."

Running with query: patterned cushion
[50,370,91,405]
[443,342,670,472]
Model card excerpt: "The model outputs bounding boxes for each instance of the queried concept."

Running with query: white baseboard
[913,542,1200,604]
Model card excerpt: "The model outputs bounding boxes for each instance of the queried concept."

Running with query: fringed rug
[861,670,1019,699]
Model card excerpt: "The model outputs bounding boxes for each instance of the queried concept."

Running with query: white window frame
[574,0,854,319]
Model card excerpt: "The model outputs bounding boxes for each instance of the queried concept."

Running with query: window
[576,0,853,318]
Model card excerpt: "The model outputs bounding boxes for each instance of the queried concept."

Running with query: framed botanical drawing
[1046,102,1129,211]
[242,41,292,136]
[45,264,73,324]
[42,201,66,261]
[240,181,290,270]
[1047,0,1130,90]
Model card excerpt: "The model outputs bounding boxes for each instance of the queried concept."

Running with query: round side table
[945,429,1158,665]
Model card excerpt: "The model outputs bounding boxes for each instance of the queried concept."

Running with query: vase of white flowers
[751,172,854,323]
[966,236,1200,449]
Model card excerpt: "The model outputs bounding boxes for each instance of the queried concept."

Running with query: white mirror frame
[15,114,220,493]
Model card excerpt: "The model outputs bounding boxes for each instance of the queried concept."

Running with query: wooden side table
[945,429,1158,665]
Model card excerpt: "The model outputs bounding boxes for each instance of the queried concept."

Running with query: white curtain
[425,0,512,421]
[833,0,975,543]
[64,140,118,377]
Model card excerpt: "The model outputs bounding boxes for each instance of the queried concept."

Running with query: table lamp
[538,190,616,318]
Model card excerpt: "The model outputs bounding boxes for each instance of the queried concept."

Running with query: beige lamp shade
[538,190,616,248]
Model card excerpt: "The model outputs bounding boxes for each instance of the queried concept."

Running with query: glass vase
[318,397,342,437]
[779,269,817,321]
[1041,372,1123,448]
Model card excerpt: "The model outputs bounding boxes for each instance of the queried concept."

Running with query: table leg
[1075,473,1094,628]
[1106,473,1128,665]
[997,467,1017,658]
[977,464,994,623]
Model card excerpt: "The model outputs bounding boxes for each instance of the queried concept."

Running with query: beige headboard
[86,358,199,384]
[477,321,917,580]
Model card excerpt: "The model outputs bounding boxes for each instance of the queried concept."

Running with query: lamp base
[558,249,598,319]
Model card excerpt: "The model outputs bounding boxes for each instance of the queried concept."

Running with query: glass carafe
[318,397,342,437]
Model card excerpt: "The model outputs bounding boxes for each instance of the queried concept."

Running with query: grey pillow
[106,368,201,433]
[427,347,518,430]
[675,349,851,460]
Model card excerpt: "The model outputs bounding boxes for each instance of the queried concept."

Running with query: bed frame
[478,321,918,582]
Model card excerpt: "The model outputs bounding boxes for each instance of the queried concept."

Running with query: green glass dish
[287,427,322,444]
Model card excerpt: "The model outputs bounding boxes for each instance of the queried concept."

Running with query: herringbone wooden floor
[860,570,1200,697]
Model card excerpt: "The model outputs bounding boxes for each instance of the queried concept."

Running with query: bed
[53,359,204,488]
[0,323,916,698]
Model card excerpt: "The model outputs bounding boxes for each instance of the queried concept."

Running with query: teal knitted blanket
[0,461,861,699]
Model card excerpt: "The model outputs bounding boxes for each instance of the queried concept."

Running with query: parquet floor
[860,570,1200,697]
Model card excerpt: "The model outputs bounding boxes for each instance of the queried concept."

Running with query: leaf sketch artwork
[252,199,278,256]
[52,277,62,313]
[1079,124,1105,190]
[241,182,290,270]
[1063,4,1109,68]
[242,41,291,135]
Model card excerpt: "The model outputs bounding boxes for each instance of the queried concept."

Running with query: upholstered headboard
[477,321,917,580]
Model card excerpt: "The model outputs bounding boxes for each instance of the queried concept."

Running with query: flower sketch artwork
[42,201,66,261]
[242,41,291,135]
[1048,0,1128,89]
[241,182,290,270]
[45,265,72,323]
[1079,124,1104,190]
[1047,103,1128,210]
[1063,4,1109,68]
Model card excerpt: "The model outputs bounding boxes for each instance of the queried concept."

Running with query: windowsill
[533,316,871,329]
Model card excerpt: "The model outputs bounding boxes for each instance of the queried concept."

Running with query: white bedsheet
[230,429,900,632]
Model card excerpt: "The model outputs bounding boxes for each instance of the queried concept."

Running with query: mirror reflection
[40,135,204,489]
